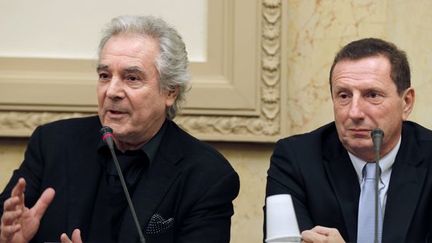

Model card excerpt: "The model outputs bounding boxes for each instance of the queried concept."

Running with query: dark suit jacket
[0,116,240,243]
[266,121,432,243]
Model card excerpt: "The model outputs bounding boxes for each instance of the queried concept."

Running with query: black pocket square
[145,213,175,234]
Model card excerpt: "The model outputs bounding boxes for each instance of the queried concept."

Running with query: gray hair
[98,15,191,119]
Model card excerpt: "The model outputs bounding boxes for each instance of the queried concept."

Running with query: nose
[106,78,125,100]
[348,96,365,120]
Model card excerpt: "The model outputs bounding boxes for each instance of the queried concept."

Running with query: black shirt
[87,121,167,242]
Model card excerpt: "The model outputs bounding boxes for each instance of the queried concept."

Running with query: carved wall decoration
[176,0,283,142]
[0,0,286,142]
[0,111,92,137]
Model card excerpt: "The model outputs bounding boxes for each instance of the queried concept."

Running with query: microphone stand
[101,127,146,243]
[371,129,384,243]
[374,152,380,243]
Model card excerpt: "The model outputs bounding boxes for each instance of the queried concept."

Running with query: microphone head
[371,128,384,153]
[371,128,384,139]
[100,126,113,137]
[100,126,114,146]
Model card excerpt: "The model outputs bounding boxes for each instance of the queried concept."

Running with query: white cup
[265,194,301,243]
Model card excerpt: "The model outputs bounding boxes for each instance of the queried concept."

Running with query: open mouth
[109,110,124,114]
[106,109,127,118]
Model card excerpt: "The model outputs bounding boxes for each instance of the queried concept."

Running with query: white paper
[265,194,301,243]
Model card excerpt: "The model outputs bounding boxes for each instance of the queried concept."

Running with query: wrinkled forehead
[331,56,392,82]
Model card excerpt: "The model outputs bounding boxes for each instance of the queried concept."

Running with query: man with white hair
[0,15,239,243]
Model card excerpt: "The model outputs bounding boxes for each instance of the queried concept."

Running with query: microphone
[371,128,384,154]
[370,128,384,243]
[100,126,146,243]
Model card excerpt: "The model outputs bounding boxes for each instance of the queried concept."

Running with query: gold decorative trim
[0,111,92,137]
[175,0,282,142]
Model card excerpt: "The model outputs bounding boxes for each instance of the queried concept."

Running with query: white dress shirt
[348,136,401,214]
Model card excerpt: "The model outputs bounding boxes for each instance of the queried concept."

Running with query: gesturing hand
[60,229,82,243]
[0,178,55,243]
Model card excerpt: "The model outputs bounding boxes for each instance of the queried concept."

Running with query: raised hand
[0,178,55,243]
[60,229,82,243]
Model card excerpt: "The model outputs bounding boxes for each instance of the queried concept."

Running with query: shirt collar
[140,119,167,164]
[349,136,401,182]
[97,119,167,164]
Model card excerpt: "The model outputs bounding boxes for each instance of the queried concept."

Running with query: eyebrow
[96,64,108,73]
[124,66,144,74]
[96,65,144,74]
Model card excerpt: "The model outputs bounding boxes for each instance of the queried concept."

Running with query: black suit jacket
[266,121,432,243]
[0,116,240,243]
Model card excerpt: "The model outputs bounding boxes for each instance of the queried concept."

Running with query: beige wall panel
[0,139,26,188]
[0,0,207,61]
[386,0,432,129]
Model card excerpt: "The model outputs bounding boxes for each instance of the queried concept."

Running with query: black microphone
[100,126,146,243]
[370,128,384,243]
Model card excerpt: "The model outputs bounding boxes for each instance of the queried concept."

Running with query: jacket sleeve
[265,139,314,236]
[177,170,239,243]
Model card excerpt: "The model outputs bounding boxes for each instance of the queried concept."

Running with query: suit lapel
[382,126,427,242]
[66,119,104,237]
[322,130,360,241]
[118,121,183,242]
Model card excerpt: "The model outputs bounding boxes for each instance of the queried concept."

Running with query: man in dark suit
[0,15,239,243]
[266,38,432,242]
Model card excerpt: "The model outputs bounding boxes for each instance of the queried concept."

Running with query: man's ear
[165,86,179,106]
[402,87,415,120]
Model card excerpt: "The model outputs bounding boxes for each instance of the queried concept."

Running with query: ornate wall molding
[176,0,283,142]
[0,0,285,142]
[0,111,92,137]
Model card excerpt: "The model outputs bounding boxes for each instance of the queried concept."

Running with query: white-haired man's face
[96,33,177,151]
